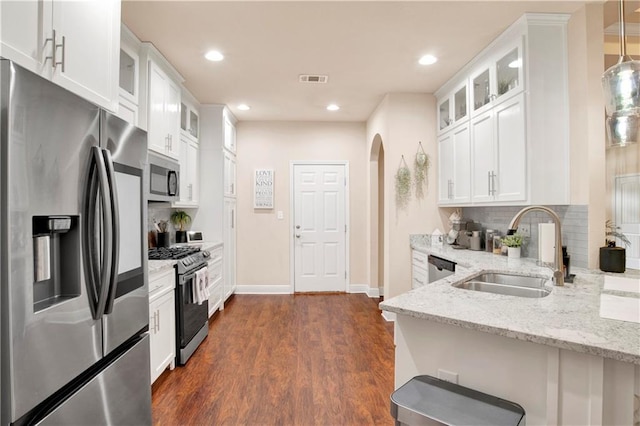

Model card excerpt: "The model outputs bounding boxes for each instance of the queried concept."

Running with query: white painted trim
[289,161,350,293]
[367,286,381,298]
[235,285,292,295]
[348,284,369,294]
[381,311,396,322]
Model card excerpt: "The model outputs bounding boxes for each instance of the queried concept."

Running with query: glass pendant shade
[601,0,639,147]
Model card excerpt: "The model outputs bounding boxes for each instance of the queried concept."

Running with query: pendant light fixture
[602,0,640,147]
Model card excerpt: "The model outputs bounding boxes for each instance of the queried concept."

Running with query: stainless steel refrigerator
[0,60,152,425]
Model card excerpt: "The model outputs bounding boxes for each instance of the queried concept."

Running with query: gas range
[148,246,210,274]
[148,246,200,260]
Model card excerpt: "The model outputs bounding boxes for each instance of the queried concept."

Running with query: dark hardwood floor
[151,294,395,426]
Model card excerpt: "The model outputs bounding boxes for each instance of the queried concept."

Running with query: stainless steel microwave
[148,151,179,202]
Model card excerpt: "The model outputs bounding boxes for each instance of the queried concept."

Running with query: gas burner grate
[148,246,201,260]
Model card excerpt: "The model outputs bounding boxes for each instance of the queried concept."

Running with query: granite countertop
[148,240,224,276]
[380,244,640,365]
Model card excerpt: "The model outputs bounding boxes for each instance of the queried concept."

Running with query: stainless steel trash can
[390,375,525,426]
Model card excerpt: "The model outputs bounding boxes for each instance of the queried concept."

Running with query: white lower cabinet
[207,246,223,317]
[411,250,429,289]
[148,268,176,384]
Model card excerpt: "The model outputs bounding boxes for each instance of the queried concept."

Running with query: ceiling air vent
[299,75,328,84]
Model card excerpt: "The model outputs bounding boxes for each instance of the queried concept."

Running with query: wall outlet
[437,369,459,384]
[518,224,531,237]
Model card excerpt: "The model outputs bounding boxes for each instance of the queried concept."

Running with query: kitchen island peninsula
[381,243,640,425]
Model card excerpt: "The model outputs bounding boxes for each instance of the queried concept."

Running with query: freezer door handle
[83,146,113,320]
[102,148,120,315]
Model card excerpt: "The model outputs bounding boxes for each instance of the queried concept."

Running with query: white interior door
[293,164,347,292]
[615,174,640,269]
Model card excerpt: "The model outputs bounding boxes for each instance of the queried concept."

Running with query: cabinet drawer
[207,257,223,284]
[412,250,429,268]
[412,265,428,289]
[149,268,175,296]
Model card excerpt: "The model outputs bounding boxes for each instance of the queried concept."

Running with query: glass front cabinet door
[438,81,468,134]
[438,98,451,132]
[470,41,523,116]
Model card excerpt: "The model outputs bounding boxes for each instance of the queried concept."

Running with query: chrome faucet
[508,206,564,286]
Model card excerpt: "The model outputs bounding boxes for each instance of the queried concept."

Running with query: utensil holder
[157,232,170,248]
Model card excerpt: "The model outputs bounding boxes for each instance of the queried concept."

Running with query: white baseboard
[348,284,381,298]
[381,311,396,322]
[235,285,292,294]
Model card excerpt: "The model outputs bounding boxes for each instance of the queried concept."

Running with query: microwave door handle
[167,170,178,196]
[102,149,119,315]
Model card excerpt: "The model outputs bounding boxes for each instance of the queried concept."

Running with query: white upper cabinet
[470,94,526,203]
[147,60,181,159]
[435,13,570,206]
[438,122,471,205]
[181,100,200,142]
[437,80,468,134]
[224,115,237,154]
[470,41,523,116]
[117,26,140,126]
[0,0,120,111]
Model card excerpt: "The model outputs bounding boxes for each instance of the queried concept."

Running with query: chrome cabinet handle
[295,234,301,238]
[45,30,57,68]
[489,171,497,196]
[156,309,160,332]
[56,35,65,72]
[488,171,492,196]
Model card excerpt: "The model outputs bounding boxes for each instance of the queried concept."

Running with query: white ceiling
[122,1,632,122]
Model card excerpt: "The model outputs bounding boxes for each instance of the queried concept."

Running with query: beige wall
[366,93,449,299]
[236,121,367,287]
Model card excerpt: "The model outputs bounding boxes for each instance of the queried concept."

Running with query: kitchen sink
[453,272,551,298]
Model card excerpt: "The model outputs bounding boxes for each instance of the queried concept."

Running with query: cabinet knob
[295,234,301,238]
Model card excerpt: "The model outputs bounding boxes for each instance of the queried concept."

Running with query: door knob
[295,234,301,238]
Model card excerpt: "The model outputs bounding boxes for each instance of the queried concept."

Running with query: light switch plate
[277,211,284,220]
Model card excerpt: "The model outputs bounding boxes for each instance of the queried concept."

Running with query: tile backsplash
[461,205,588,268]
[148,203,178,246]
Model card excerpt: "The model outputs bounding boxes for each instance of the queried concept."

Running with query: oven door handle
[180,269,199,285]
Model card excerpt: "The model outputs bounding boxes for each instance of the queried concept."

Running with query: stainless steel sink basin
[453,272,551,298]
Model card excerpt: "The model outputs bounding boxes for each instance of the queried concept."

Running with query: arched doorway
[370,134,385,298]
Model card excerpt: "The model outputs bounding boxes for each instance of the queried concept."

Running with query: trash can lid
[391,375,525,426]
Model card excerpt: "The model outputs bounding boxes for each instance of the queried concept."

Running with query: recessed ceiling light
[326,104,340,111]
[237,104,250,111]
[204,50,224,62]
[418,55,438,65]
[508,59,522,69]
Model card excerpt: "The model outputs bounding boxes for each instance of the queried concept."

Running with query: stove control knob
[203,250,210,258]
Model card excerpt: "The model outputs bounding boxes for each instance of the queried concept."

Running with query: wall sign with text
[254,169,274,209]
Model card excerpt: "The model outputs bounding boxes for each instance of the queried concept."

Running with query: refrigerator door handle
[102,149,120,314]
[83,146,113,320]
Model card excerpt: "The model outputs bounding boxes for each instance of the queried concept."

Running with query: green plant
[413,142,430,199]
[502,234,523,248]
[605,220,630,247]
[395,157,412,209]
[170,210,191,231]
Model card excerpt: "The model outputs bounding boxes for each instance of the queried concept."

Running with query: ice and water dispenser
[32,215,81,311]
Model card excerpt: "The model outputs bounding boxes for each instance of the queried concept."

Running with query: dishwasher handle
[427,255,456,273]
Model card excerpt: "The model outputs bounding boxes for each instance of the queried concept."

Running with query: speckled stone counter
[380,243,640,365]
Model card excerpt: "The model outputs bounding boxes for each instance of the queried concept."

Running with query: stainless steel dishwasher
[428,255,456,283]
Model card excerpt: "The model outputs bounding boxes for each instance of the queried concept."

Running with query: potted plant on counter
[170,210,191,244]
[600,220,630,273]
[502,234,524,258]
